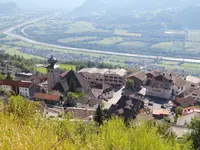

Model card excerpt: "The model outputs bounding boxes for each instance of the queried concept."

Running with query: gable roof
[175,96,196,108]
[173,77,191,88]
[53,79,69,93]
[65,70,89,89]
[59,71,68,79]
[0,80,32,88]
[34,93,60,101]
[128,71,147,81]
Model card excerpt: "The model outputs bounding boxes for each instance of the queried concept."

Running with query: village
[0,55,200,137]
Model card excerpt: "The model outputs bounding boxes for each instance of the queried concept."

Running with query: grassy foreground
[0,95,192,150]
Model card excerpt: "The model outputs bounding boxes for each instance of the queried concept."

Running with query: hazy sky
[1,0,85,10]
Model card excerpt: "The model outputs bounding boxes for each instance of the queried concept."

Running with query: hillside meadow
[0,95,193,150]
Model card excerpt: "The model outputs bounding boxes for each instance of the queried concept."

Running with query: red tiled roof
[34,93,60,101]
[0,80,32,88]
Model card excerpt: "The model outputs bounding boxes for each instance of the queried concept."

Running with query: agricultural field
[187,30,200,42]
[180,63,200,71]
[36,64,76,74]
[59,64,76,71]
[58,36,97,43]
[65,21,95,33]
[114,29,142,37]
[36,67,46,74]
[120,41,147,48]
[93,37,123,45]
[151,42,173,49]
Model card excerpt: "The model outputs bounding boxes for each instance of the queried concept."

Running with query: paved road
[3,17,200,63]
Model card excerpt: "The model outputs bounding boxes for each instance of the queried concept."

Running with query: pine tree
[94,105,103,126]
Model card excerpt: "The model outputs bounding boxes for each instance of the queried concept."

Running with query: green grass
[151,42,173,49]
[114,29,142,37]
[36,64,76,74]
[161,61,179,65]
[60,64,76,71]
[180,63,200,71]
[36,67,47,74]
[119,41,147,47]
[186,42,200,51]
[0,44,43,59]
[58,37,97,43]
[65,21,95,33]
[188,30,200,42]
[92,37,123,45]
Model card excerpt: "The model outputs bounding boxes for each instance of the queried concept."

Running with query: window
[114,77,117,79]
[100,79,103,81]
[96,79,99,81]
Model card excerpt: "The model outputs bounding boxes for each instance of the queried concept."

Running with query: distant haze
[0,0,85,11]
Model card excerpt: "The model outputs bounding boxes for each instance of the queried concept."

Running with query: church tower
[46,55,60,92]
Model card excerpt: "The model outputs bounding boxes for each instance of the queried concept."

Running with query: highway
[3,17,200,63]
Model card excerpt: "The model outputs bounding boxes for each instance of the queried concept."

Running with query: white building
[0,80,34,97]
[104,69,127,88]
[79,68,108,87]
[79,68,127,88]
[145,74,173,99]
[0,84,12,92]
[188,89,200,102]
[186,75,200,87]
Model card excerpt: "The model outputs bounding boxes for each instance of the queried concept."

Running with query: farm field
[114,29,142,37]
[93,37,123,45]
[120,41,147,48]
[36,64,76,74]
[58,37,97,43]
[187,30,200,42]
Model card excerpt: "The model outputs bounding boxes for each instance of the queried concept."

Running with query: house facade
[127,71,147,90]
[174,96,196,116]
[0,80,35,97]
[105,69,127,88]
[145,73,173,99]
[79,68,127,88]
[79,68,108,87]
